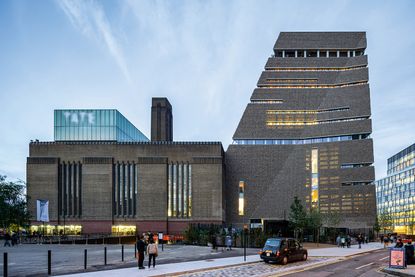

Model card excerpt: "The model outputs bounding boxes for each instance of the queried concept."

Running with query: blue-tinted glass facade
[387,143,415,175]
[54,109,148,142]
[375,143,415,234]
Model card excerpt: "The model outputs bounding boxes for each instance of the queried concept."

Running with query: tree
[378,211,393,235]
[373,216,380,236]
[307,208,323,244]
[0,175,30,231]
[288,196,307,241]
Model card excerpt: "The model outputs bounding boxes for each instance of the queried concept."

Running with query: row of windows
[266,107,349,115]
[265,65,367,72]
[168,163,192,218]
[58,162,82,218]
[266,116,368,126]
[340,163,372,169]
[275,49,365,58]
[378,189,415,204]
[250,99,283,104]
[233,134,370,145]
[376,168,415,190]
[387,144,415,173]
[113,163,138,217]
[387,149,415,175]
[258,81,367,89]
[265,78,318,83]
[341,182,372,186]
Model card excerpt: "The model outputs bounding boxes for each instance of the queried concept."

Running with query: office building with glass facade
[226,32,376,232]
[54,109,148,142]
[27,100,224,235]
[375,143,415,234]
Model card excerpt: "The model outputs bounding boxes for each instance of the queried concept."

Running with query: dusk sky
[0,0,414,182]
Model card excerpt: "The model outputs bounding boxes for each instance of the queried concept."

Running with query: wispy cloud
[57,0,130,82]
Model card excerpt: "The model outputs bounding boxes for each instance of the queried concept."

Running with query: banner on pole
[36,199,49,222]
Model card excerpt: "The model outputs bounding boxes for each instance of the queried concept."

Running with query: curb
[381,267,415,277]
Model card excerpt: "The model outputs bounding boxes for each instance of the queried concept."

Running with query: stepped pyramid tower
[225,32,376,232]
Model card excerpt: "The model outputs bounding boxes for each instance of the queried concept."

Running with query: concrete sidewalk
[62,242,384,276]
[383,266,415,277]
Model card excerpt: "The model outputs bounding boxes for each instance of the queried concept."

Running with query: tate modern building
[27,32,376,235]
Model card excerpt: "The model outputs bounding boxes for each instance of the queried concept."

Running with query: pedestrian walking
[226,235,232,251]
[384,236,389,248]
[346,235,351,248]
[147,237,158,268]
[137,235,146,269]
[340,236,346,248]
[336,235,341,247]
[4,233,11,247]
[357,234,362,249]
[212,235,217,251]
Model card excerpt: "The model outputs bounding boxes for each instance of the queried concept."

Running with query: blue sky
[0,0,414,181]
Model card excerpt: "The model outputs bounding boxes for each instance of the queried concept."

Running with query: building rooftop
[274,32,367,50]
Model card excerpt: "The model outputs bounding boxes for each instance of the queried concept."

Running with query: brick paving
[177,257,336,277]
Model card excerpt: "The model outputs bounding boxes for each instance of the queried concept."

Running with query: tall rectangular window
[113,162,137,217]
[59,162,82,218]
[178,164,182,217]
[238,181,245,216]
[311,149,319,209]
[173,164,177,217]
[168,163,192,218]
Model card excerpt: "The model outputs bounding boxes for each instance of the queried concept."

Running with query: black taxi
[259,237,308,265]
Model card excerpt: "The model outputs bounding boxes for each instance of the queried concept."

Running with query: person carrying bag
[147,237,158,268]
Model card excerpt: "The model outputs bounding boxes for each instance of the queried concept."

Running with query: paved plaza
[62,242,385,277]
[0,243,260,276]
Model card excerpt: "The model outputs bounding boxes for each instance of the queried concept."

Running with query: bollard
[48,250,51,275]
[84,249,87,270]
[122,245,124,262]
[4,252,8,277]
[104,247,107,265]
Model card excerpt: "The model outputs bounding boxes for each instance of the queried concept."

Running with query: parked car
[259,237,307,265]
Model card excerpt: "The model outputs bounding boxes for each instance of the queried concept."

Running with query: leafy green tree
[378,211,394,234]
[0,175,30,231]
[288,196,307,241]
[373,216,380,236]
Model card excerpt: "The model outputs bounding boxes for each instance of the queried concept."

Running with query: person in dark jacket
[136,235,146,269]
[405,240,415,265]
[4,233,11,247]
[395,238,404,248]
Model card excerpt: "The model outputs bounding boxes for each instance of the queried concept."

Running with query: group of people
[136,234,159,270]
[336,234,368,248]
[390,237,415,265]
[3,232,19,247]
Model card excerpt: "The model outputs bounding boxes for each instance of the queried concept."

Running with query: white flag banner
[36,199,49,222]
